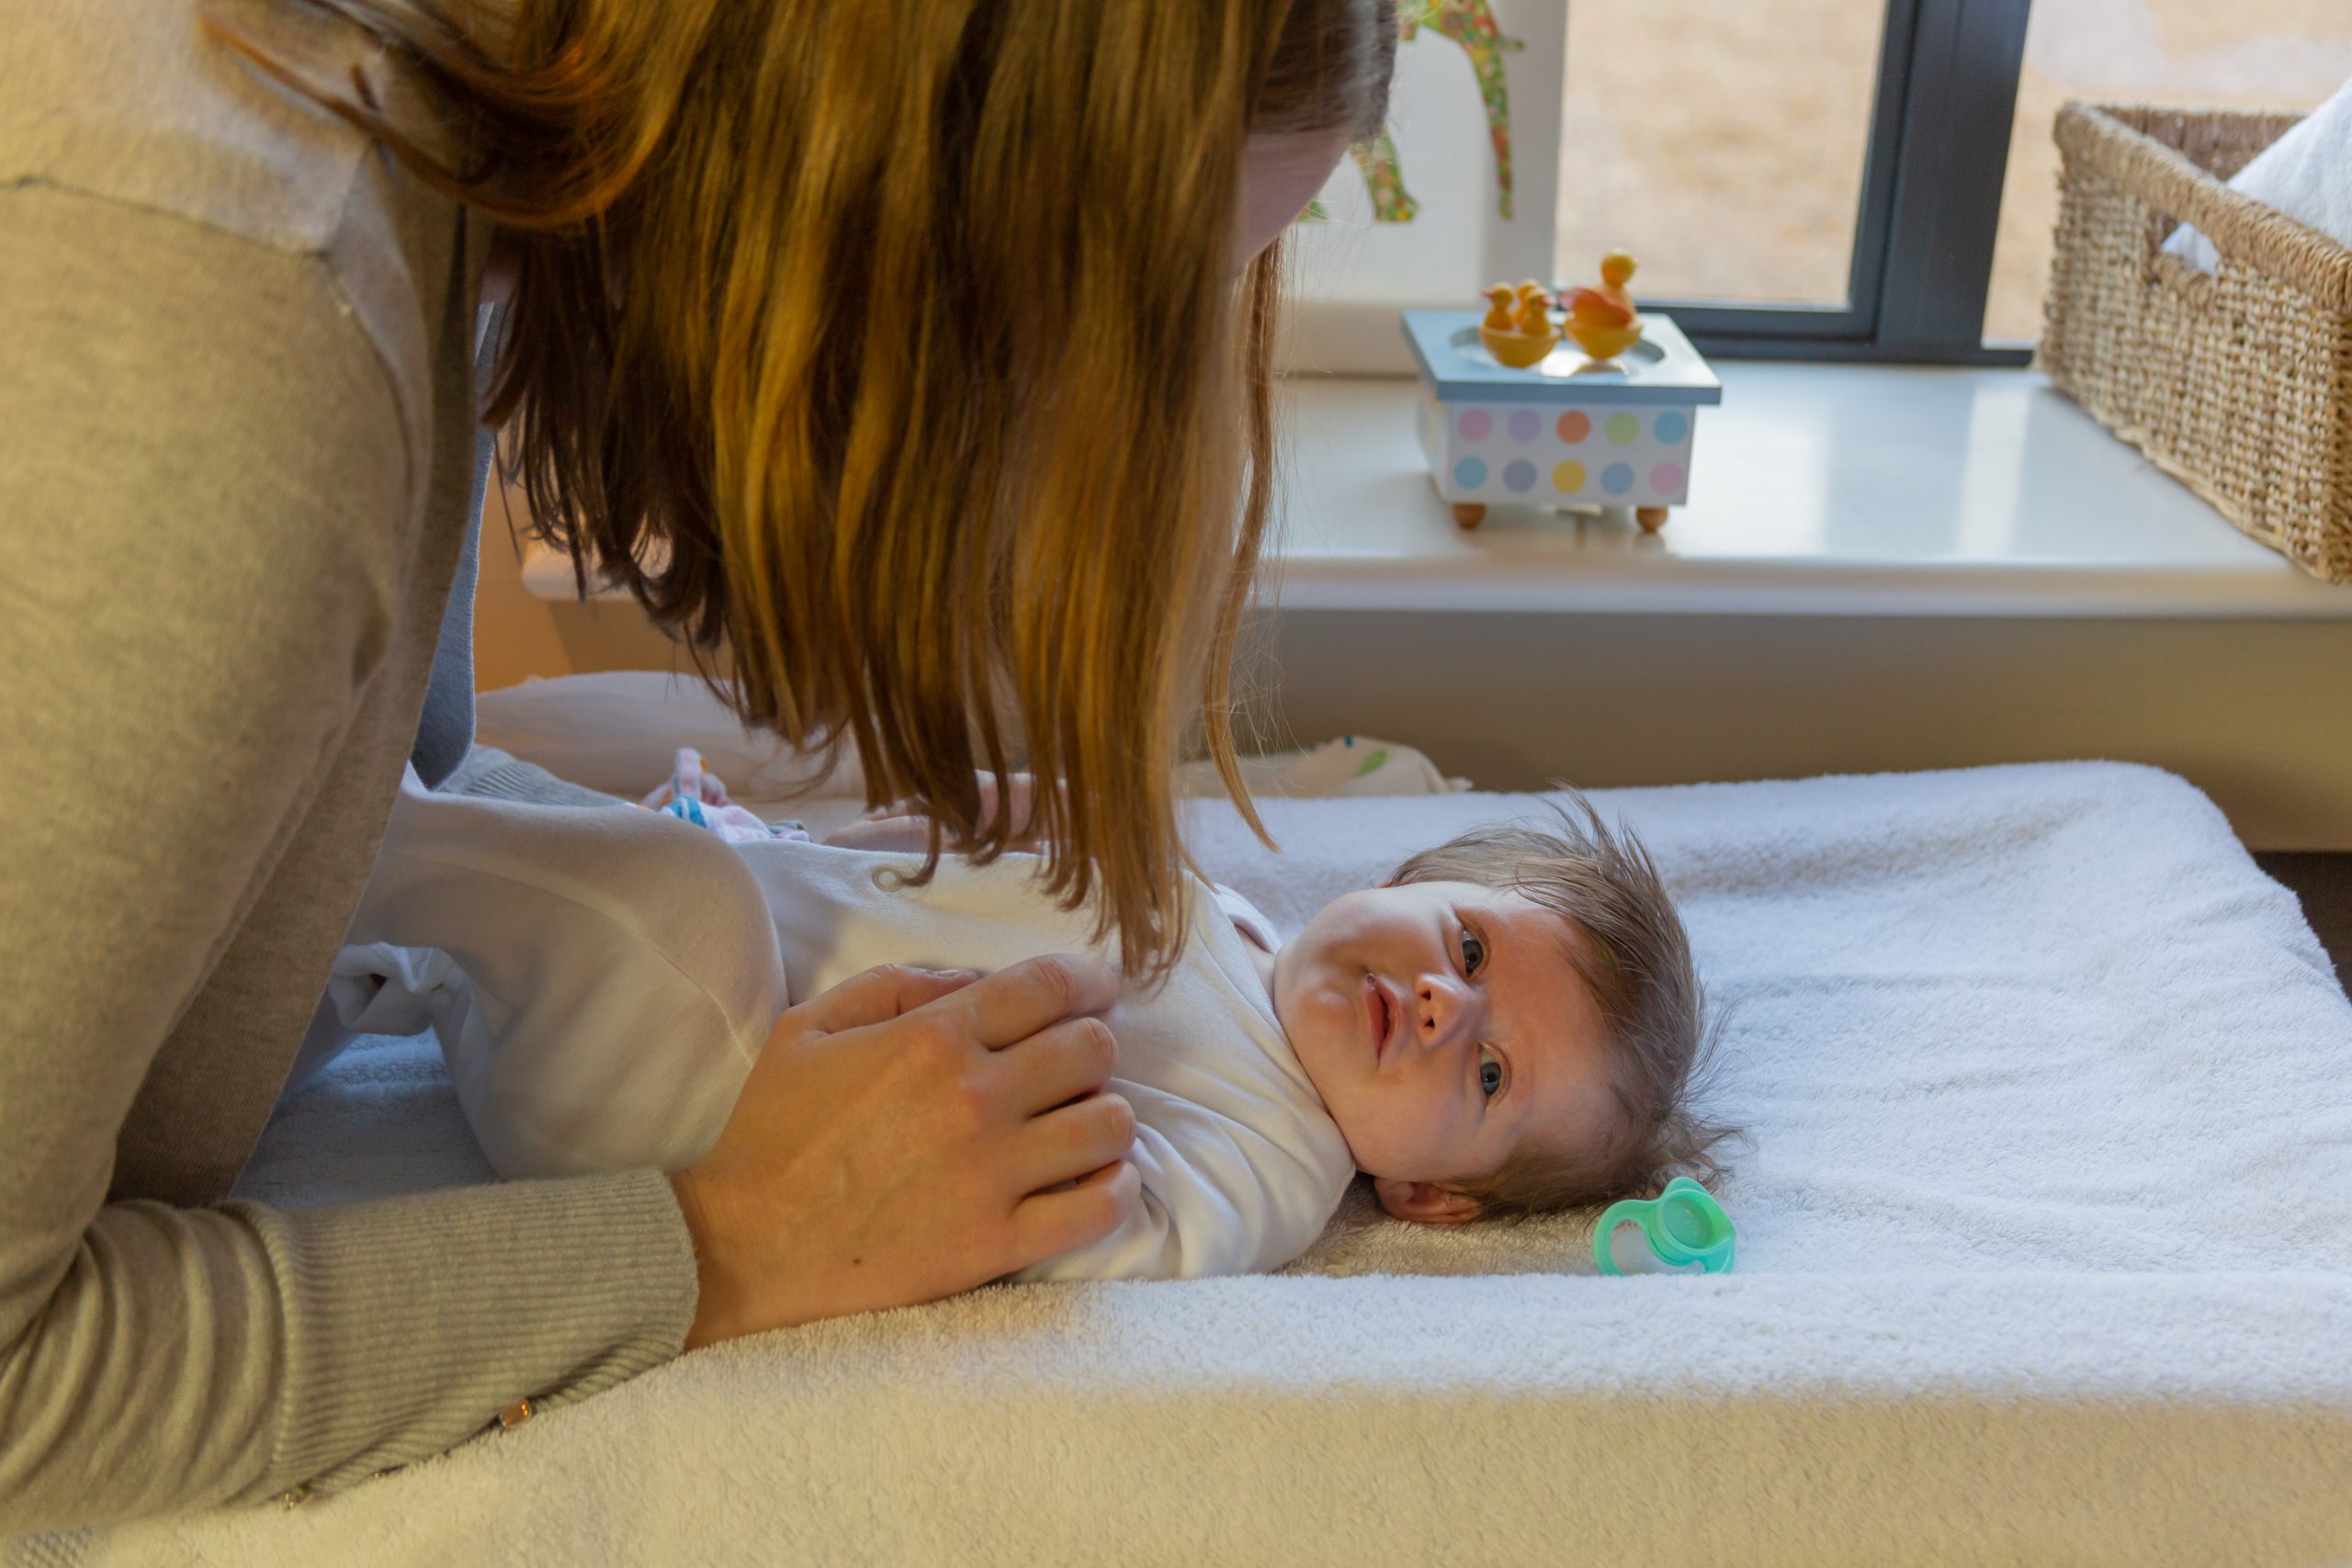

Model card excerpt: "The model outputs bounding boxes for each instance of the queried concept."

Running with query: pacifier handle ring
[1591,1181,1737,1276]
[1590,1200,1650,1277]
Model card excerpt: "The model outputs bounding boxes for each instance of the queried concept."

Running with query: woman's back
[0,1,703,1531]
[1,0,490,1201]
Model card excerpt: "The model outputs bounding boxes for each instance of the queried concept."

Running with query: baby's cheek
[1333,1087,1433,1182]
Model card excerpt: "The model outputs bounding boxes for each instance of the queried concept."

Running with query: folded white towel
[475,673,1468,807]
[2165,75,2352,272]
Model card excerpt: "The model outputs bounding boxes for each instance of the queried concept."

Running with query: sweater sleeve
[0,188,695,1533]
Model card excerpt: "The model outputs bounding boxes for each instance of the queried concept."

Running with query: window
[1555,0,1891,313]
[1291,0,2040,368]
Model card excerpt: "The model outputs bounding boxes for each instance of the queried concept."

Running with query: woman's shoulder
[1,0,393,250]
[5,1,476,384]
[4,0,486,485]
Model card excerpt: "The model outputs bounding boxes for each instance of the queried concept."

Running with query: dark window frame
[1647,0,2037,367]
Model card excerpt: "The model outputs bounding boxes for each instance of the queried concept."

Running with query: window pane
[1555,0,1886,308]
[1987,0,2352,345]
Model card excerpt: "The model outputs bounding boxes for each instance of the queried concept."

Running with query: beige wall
[1244,609,2352,851]
[472,479,691,692]
[472,488,2352,850]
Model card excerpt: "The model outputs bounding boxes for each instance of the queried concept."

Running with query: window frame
[1665,0,2038,366]
[1280,0,2041,373]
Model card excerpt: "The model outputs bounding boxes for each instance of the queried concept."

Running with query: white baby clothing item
[735,840,1356,1281]
[2165,76,2352,273]
[324,781,1358,1280]
[315,767,786,1179]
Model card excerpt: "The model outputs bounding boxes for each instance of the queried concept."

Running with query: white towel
[2165,76,2352,272]
[58,761,2352,1568]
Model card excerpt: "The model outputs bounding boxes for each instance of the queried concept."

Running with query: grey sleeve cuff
[437,744,631,809]
[241,1168,696,1499]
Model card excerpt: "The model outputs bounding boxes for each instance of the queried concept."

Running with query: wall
[471,488,2352,850]
[1243,608,2352,850]
[472,479,691,692]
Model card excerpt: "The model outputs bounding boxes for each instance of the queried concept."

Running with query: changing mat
[69,760,2352,1566]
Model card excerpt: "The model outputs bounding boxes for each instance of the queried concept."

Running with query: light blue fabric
[409,306,503,788]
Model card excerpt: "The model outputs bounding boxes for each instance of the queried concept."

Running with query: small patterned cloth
[639,748,810,845]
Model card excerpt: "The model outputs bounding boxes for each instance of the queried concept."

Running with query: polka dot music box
[1402,254,1723,532]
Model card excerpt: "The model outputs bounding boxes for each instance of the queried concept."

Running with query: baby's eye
[1478,1046,1504,1099]
[1459,928,1487,976]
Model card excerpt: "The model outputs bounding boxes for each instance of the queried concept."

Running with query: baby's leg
[339,769,788,1178]
[284,938,471,1097]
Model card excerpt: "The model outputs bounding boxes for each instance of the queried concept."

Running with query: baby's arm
[1005,1089,1330,1282]
[1002,1116,1198,1282]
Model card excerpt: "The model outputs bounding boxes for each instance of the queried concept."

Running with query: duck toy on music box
[1404,253,1723,532]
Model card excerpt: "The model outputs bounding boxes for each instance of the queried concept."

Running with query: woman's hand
[666,955,1137,1345]
[823,771,1044,854]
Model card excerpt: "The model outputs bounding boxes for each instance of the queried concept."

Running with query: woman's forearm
[0,1174,695,1533]
[0,188,701,1530]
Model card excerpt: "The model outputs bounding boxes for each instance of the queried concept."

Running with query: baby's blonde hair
[1386,792,1736,1220]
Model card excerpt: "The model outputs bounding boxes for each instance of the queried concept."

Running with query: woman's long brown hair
[209,0,1394,977]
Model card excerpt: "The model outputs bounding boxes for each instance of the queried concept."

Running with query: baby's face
[1270,880,1616,1217]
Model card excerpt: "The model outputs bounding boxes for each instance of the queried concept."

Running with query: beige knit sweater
[0,0,696,1532]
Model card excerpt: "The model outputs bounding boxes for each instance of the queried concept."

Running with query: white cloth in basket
[2165,75,2352,272]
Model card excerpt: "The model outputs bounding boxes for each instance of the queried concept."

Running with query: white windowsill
[521,363,2352,620]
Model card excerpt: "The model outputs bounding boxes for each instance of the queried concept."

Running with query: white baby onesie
[734,839,1356,1280]
[323,774,1358,1281]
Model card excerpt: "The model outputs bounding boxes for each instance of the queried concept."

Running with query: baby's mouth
[1364,975,1396,1063]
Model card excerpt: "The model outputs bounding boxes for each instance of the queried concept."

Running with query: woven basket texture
[2041,102,2352,584]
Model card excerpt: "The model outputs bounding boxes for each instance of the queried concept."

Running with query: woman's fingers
[944,953,1119,1050]
[995,1013,1121,1116]
[1010,1089,1136,1193]
[672,954,1132,1344]
[820,814,931,852]
[786,962,975,1036]
[1008,1159,1141,1264]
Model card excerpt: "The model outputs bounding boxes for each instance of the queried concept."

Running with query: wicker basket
[2041,103,2352,583]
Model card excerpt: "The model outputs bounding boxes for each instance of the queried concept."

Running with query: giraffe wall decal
[1352,0,1526,225]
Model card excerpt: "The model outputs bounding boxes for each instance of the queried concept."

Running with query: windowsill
[1268,365,2350,618]
[521,363,2352,619]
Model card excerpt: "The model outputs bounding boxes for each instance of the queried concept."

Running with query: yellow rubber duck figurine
[1560,251,1645,363]
[1477,278,1560,369]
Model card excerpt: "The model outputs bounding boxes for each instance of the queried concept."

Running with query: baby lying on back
[326,774,1729,1280]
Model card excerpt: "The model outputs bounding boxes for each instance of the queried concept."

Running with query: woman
[0,0,1395,1532]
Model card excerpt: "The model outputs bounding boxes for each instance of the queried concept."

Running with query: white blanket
[74,760,2352,1565]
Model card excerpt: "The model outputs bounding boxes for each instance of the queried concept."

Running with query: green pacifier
[1591,1177,1736,1276]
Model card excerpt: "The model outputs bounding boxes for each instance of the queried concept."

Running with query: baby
[322,766,1728,1280]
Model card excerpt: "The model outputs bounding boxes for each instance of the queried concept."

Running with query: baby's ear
[1373,1178,1484,1225]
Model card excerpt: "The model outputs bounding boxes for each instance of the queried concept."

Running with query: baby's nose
[1416,974,1476,1045]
